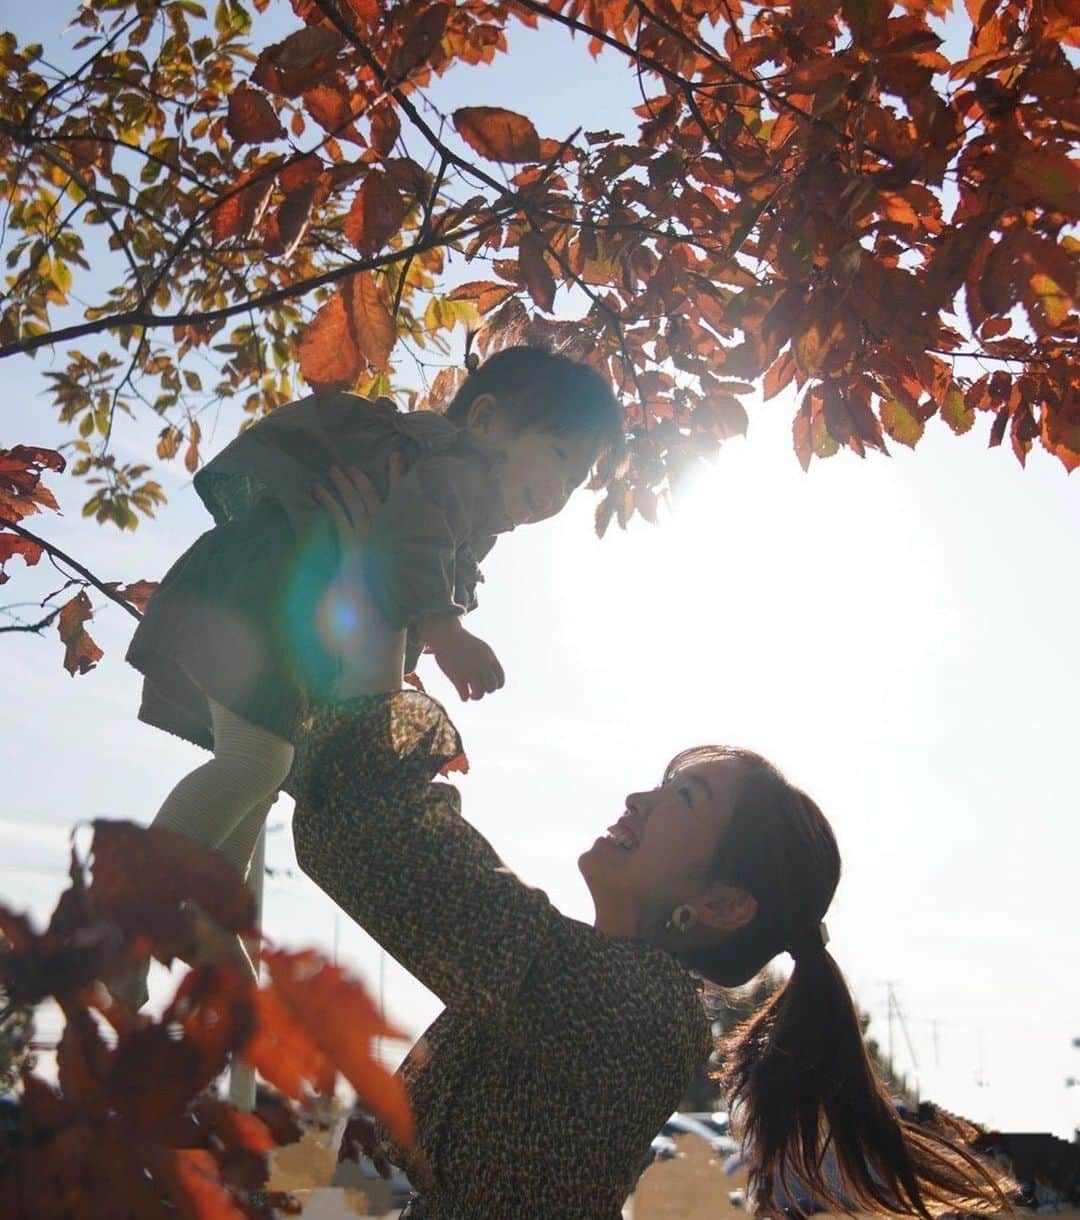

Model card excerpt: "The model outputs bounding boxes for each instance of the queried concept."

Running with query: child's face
[468,395,597,526]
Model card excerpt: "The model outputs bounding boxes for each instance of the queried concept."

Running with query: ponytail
[720,950,1012,1217]
[663,745,1013,1218]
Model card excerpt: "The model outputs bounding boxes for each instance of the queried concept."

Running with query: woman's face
[579,756,745,934]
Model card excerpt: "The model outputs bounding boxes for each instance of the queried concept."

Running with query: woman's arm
[296,467,553,1011]
[287,693,556,1015]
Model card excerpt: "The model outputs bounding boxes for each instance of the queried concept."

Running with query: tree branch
[0,518,142,621]
[0,208,509,360]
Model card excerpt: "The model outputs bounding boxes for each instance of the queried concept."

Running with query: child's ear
[465,392,500,438]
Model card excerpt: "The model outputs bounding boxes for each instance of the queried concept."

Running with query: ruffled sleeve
[286,693,557,1014]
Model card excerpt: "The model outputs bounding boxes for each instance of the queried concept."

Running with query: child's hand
[418,615,505,701]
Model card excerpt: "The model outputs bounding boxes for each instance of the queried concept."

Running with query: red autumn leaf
[57,590,103,676]
[387,3,451,81]
[448,279,516,315]
[263,949,414,1146]
[453,106,541,163]
[268,180,320,260]
[425,365,466,412]
[208,166,276,245]
[87,820,257,961]
[518,232,556,312]
[989,405,1010,448]
[109,969,255,1131]
[226,84,285,144]
[0,532,43,583]
[344,171,408,255]
[241,982,337,1100]
[1041,400,1080,473]
[184,419,202,474]
[252,26,345,98]
[303,78,357,137]
[56,1008,111,1117]
[299,272,398,387]
[111,579,158,615]
[145,1147,249,1220]
[369,102,401,156]
[0,444,64,522]
[278,154,323,194]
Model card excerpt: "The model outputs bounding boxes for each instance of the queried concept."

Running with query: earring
[666,904,696,934]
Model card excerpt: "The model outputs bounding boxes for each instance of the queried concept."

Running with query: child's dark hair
[445,346,624,465]
[666,745,1013,1218]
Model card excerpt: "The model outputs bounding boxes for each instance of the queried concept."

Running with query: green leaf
[941,387,975,436]
[880,398,925,448]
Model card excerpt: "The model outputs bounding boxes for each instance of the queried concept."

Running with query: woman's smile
[600,812,642,851]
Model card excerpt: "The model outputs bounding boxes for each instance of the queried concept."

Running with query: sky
[2,4,1078,1141]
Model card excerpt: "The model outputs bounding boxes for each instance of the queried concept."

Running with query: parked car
[662,1112,740,1157]
[684,1109,731,1137]
[649,1133,679,1163]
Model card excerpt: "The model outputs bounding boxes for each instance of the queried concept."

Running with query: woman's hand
[312,453,405,547]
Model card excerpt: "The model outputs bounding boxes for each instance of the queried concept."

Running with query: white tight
[151,699,295,879]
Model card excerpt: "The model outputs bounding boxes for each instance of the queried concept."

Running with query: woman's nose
[625,790,650,816]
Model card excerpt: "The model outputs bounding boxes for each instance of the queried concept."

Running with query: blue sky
[2,5,1078,1140]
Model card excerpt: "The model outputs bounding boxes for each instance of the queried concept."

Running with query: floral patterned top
[286,692,713,1220]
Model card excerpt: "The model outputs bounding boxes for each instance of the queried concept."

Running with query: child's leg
[151,700,294,852]
[216,794,275,878]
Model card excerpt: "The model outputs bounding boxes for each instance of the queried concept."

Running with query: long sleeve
[286,693,557,1015]
[360,453,501,629]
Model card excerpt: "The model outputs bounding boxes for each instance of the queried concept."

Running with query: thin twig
[0,518,142,621]
[0,608,61,635]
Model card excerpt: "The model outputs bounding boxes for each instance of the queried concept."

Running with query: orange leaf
[184,419,202,475]
[453,106,541,163]
[387,3,451,81]
[57,591,102,676]
[0,532,43,583]
[448,279,516,315]
[252,26,345,98]
[263,949,414,1147]
[242,983,337,1100]
[369,102,401,157]
[1041,401,1080,473]
[88,820,257,959]
[208,167,276,245]
[302,79,357,137]
[146,1148,248,1220]
[226,84,285,144]
[278,154,323,193]
[270,180,319,260]
[109,579,158,615]
[518,232,556,312]
[0,444,65,522]
[299,273,398,388]
[344,171,407,256]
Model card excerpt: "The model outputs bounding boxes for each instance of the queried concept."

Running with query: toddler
[117,347,622,1006]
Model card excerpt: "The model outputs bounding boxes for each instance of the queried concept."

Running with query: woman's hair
[667,745,1012,1218]
[444,346,624,465]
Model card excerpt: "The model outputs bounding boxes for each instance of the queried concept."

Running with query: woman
[285,468,1008,1220]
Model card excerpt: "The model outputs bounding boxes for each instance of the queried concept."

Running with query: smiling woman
[279,462,1014,1220]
